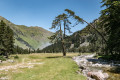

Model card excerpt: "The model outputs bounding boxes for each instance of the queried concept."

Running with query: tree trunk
[64,20,66,38]
[82,19,107,44]
[60,23,66,56]
[62,41,66,56]
[63,20,66,56]
[52,44,54,53]
[4,52,8,58]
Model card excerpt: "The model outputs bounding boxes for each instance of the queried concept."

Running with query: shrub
[14,55,19,59]
[0,56,6,61]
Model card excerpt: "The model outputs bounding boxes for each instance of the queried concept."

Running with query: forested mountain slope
[41,19,105,53]
[0,16,53,49]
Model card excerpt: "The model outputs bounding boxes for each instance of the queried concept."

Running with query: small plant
[93,55,98,58]
[14,55,19,59]
[0,55,6,61]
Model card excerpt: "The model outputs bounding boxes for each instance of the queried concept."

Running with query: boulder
[87,71,109,80]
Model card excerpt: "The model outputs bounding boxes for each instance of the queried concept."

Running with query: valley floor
[0,53,86,80]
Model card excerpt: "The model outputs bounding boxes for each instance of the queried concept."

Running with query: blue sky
[0,0,103,33]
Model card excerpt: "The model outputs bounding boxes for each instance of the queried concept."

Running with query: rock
[76,69,82,75]
[0,60,2,63]
[5,70,8,72]
[103,73,109,79]
[0,76,9,80]
[7,60,14,63]
[2,61,7,63]
[83,69,89,76]
[73,54,111,80]
[79,66,85,70]
[94,63,102,67]
[87,71,109,80]
[87,77,96,80]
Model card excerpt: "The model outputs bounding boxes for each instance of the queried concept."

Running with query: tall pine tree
[100,0,120,58]
[0,20,14,57]
[0,20,6,56]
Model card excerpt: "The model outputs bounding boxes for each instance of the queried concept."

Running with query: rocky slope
[0,16,53,49]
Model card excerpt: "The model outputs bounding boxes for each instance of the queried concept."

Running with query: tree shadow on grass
[46,56,72,59]
[46,56,62,59]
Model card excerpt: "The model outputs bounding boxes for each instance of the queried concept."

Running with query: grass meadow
[0,53,86,80]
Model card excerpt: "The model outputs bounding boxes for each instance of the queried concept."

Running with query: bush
[0,56,6,61]
[14,55,19,59]
[98,55,113,60]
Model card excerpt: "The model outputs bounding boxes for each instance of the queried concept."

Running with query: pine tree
[6,26,14,54]
[100,0,120,57]
[0,20,14,57]
[65,9,107,44]
[0,20,6,56]
[50,13,74,56]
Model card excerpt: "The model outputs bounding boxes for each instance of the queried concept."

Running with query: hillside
[41,25,91,52]
[41,19,105,53]
[0,16,53,49]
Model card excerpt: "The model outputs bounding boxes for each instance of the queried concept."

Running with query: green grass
[19,35,38,48]
[15,25,53,49]
[14,39,29,49]
[0,53,86,80]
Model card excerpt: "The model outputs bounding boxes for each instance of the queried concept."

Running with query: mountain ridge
[0,16,53,49]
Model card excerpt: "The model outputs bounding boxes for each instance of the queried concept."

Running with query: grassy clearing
[0,53,86,80]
